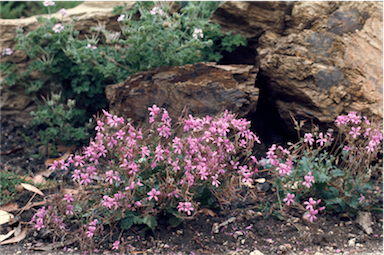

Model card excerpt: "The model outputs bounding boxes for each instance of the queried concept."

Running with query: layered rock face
[105,63,259,125]
[211,1,383,131]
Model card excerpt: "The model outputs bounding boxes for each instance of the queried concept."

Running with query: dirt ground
[0,120,383,255]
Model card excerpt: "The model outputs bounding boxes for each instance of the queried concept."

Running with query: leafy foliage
[0,1,83,19]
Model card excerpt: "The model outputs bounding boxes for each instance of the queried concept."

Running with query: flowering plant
[1,1,246,154]
[261,112,382,218]
[31,105,261,252]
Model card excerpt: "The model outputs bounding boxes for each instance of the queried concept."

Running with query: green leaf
[142,215,158,232]
[331,169,345,177]
[120,217,134,230]
[273,211,285,220]
[133,215,143,225]
[169,216,184,228]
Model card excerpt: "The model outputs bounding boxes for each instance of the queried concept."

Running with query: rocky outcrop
[105,62,259,124]
[211,1,383,131]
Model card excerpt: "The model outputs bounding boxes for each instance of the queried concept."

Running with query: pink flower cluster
[335,112,382,154]
[46,105,261,219]
[303,198,325,222]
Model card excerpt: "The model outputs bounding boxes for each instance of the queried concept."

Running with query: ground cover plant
[1,0,246,155]
[0,1,83,19]
[25,106,382,253]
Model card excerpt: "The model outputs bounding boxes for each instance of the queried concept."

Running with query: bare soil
[0,120,382,255]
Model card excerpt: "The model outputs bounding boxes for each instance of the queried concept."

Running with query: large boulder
[211,1,383,132]
[105,62,259,124]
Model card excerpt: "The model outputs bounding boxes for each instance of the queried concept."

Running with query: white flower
[86,44,97,50]
[43,0,55,7]
[58,8,68,17]
[117,14,125,22]
[2,48,13,56]
[52,23,64,33]
[150,6,164,16]
[192,28,204,39]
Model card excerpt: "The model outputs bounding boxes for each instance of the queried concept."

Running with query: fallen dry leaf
[33,175,46,185]
[199,208,216,217]
[21,200,47,211]
[0,227,27,245]
[0,210,14,225]
[255,178,266,183]
[20,183,44,196]
[0,146,25,155]
[23,176,33,182]
[0,202,19,212]
[14,224,22,237]
[30,240,74,252]
[63,188,79,195]
[14,184,24,193]
[44,145,75,168]
[0,228,16,242]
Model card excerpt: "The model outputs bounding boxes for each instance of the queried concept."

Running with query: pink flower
[304,197,321,210]
[177,202,194,215]
[335,115,349,126]
[105,170,120,184]
[305,207,319,222]
[1,48,13,56]
[348,111,361,124]
[349,126,361,139]
[58,8,68,16]
[147,188,161,201]
[63,193,74,203]
[283,193,295,206]
[148,105,160,123]
[95,120,104,132]
[35,218,45,231]
[79,173,91,186]
[117,14,125,22]
[157,124,171,138]
[363,116,371,125]
[66,204,74,215]
[112,240,120,250]
[358,193,365,203]
[53,23,65,33]
[365,140,376,153]
[115,129,126,140]
[316,133,327,146]
[141,146,150,158]
[43,0,55,7]
[86,226,96,238]
[302,171,315,188]
[276,162,292,177]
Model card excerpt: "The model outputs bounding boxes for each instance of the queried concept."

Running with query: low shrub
[30,108,382,253]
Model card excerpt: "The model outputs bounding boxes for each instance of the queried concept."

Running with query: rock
[356,211,373,235]
[348,238,356,247]
[105,62,259,124]
[250,249,264,255]
[209,2,291,38]
[256,1,382,130]
[211,1,382,133]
